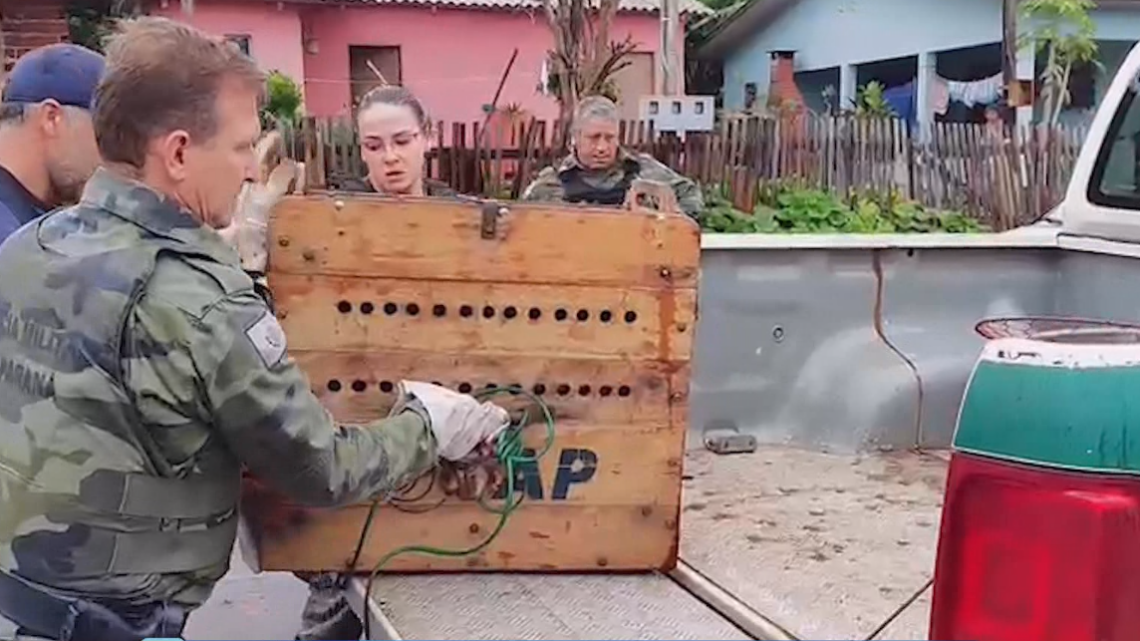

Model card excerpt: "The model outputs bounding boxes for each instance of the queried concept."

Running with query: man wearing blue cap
[0,43,105,242]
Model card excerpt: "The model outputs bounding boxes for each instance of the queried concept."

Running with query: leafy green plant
[698,183,991,234]
[67,0,142,52]
[262,71,303,128]
[1019,0,1100,125]
[851,81,896,118]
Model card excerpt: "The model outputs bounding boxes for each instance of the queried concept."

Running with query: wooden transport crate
[239,186,700,573]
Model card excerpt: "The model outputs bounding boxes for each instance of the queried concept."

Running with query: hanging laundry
[944,73,1002,108]
[883,82,916,126]
[930,77,950,116]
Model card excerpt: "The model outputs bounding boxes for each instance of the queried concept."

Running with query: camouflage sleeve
[636,155,704,219]
[521,166,565,202]
[126,285,438,508]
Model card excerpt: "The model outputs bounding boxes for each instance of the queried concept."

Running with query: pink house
[148,0,704,128]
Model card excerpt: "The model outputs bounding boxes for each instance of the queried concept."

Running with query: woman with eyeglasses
[338,85,457,198]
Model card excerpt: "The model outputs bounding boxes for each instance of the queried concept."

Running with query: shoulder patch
[245,311,288,368]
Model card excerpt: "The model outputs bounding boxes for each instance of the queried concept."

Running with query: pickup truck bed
[347,446,948,641]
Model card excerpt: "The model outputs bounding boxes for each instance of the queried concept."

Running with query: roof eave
[695,0,798,60]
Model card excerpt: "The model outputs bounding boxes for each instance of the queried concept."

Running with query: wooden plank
[244,502,680,572]
[294,351,680,426]
[268,196,700,288]
[245,195,697,573]
[252,421,680,508]
[273,275,696,361]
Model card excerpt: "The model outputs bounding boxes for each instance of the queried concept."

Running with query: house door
[349,46,402,108]
[611,52,654,120]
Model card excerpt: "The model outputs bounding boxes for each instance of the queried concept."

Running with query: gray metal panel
[689,246,1060,451]
[690,248,919,452]
[362,573,749,640]
[876,248,1057,447]
[1057,249,1140,321]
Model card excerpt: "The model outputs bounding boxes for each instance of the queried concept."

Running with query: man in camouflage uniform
[0,17,510,641]
[521,95,704,218]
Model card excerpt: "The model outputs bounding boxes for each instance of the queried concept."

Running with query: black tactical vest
[558,158,641,206]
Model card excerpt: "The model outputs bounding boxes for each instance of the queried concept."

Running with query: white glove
[219,131,304,272]
[400,381,510,461]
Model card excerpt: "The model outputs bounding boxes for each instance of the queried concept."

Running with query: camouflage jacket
[332,175,460,199]
[521,149,704,218]
[0,169,437,610]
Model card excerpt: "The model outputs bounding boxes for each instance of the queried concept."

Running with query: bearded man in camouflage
[0,17,510,641]
[521,95,704,218]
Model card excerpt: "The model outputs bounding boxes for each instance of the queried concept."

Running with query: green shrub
[699,183,990,234]
[262,71,303,128]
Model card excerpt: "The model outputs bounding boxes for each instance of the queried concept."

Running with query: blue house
[695,0,1140,129]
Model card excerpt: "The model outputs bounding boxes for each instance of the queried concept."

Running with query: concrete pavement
[182,550,309,641]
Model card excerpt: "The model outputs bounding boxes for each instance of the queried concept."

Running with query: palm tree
[541,0,637,148]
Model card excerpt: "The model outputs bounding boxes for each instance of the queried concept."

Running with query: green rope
[360,385,556,638]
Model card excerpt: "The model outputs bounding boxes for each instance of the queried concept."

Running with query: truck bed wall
[688,241,1135,453]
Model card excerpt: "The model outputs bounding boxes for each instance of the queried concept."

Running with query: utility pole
[1001,0,1018,120]
[661,0,680,95]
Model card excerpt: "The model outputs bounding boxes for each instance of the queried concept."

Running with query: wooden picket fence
[279,114,1088,231]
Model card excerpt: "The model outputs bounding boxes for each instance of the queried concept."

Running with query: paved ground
[183,550,308,641]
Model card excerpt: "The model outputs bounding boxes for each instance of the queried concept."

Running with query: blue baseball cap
[2,43,105,110]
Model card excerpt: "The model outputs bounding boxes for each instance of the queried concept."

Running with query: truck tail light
[930,452,1140,641]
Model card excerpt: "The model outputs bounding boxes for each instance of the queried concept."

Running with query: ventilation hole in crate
[578,384,591,396]
[576,309,590,322]
[337,301,352,314]
[406,303,420,316]
[504,306,518,320]
[433,304,447,317]
[484,382,497,390]
[599,310,613,323]
[599,385,613,397]
[618,385,632,397]
[533,383,547,395]
[482,306,496,319]
[431,380,443,387]
[384,302,399,315]
[555,308,568,322]
[528,307,542,320]
[508,383,523,395]
[556,384,571,396]
[327,379,342,392]
[624,311,638,324]
[458,382,473,394]
[460,305,474,318]
[360,301,375,315]
[379,381,394,393]
[351,380,367,393]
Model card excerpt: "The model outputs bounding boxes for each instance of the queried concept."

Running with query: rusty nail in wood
[302,249,316,261]
[670,392,684,402]
[660,267,672,279]
[469,523,480,534]
[665,519,677,530]
[277,310,288,319]
[676,322,688,332]
[640,505,653,517]
[597,556,609,567]
[278,237,290,247]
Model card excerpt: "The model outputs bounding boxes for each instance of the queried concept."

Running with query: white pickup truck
[187,41,1140,641]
